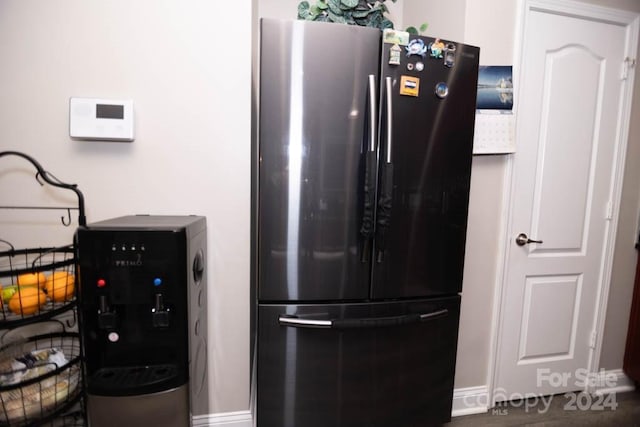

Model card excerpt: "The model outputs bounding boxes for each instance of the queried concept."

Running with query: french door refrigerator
[255,18,479,427]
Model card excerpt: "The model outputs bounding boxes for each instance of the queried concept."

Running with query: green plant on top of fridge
[297,0,396,29]
[406,22,429,35]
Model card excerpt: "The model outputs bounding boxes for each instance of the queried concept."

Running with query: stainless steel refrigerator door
[258,19,381,301]
[372,37,480,299]
[257,296,460,426]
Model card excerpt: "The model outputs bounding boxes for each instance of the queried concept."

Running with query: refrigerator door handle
[278,309,448,330]
[359,75,378,262]
[384,76,393,163]
[375,76,394,263]
[278,316,332,328]
[368,74,377,152]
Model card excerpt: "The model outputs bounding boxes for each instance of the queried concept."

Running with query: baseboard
[451,385,490,417]
[195,387,493,425]
[590,369,636,395]
[449,369,636,420]
[192,373,635,426]
[192,410,253,427]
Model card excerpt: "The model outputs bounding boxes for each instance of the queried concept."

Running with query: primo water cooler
[76,215,208,427]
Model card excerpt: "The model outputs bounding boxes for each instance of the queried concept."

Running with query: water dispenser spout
[152,293,170,328]
[98,295,117,330]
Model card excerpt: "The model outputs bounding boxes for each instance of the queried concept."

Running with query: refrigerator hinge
[621,57,636,80]
[589,330,597,349]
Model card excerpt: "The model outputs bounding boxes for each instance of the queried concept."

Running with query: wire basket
[32,411,84,427]
[0,333,82,426]
[0,246,76,328]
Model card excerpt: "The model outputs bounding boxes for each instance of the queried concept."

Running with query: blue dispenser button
[153,278,163,287]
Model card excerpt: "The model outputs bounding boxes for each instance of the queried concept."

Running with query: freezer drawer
[257,296,460,427]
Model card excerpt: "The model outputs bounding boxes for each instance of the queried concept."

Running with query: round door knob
[515,233,543,246]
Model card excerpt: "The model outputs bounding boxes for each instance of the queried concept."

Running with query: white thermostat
[69,97,134,142]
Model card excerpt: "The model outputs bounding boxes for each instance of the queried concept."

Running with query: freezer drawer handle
[278,309,448,330]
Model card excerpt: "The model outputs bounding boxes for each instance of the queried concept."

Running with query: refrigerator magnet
[435,82,449,99]
[389,44,402,65]
[405,39,427,57]
[400,75,420,97]
[429,39,445,59]
[444,43,457,67]
[383,29,410,46]
[415,61,425,72]
[407,63,414,71]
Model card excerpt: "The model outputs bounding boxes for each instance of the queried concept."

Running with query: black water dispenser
[76,215,208,427]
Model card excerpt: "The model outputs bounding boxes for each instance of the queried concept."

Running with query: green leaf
[419,22,429,33]
[298,0,395,28]
[297,1,310,19]
[343,11,357,24]
[341,0,359,8]
[406,26,418,35]
[367,14,382,28]
[328,9,347,23]
[352,9,371,18]
[328,0,343,15]
[380,18,394,29]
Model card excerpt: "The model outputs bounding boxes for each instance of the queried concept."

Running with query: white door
[494,2,638,399]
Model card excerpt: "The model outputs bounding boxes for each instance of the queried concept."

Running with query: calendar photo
[477,66,513,111]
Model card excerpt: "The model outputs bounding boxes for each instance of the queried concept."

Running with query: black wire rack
[0,152,86,426]
[0,246,77,329]
[0,151,85,329]
[0,333,82,427]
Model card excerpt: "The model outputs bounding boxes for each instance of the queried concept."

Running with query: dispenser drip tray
[90,364,182,395]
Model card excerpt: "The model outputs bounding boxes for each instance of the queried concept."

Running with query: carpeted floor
[446,389,640,426]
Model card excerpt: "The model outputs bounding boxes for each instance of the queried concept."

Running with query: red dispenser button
[97,279,106,288]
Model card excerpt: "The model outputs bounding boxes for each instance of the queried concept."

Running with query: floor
[446,389,640,426]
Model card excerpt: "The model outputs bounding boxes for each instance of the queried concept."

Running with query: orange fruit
[17,272,47,288]
[8,287,47,315]
[45,272,75,302]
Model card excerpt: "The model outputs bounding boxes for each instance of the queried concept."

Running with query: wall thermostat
[69,98,134,142]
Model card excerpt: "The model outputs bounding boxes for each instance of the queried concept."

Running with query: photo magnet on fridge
[383,29,410,45]
[389,44,402,65]
[400,75,420,97]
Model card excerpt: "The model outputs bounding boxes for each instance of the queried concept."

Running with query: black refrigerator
[254,18,479,427]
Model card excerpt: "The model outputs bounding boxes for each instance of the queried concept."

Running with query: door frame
[487,0,639,407]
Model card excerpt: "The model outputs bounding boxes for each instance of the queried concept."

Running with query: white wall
[0,0,252,413]
[404,0,466,41]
